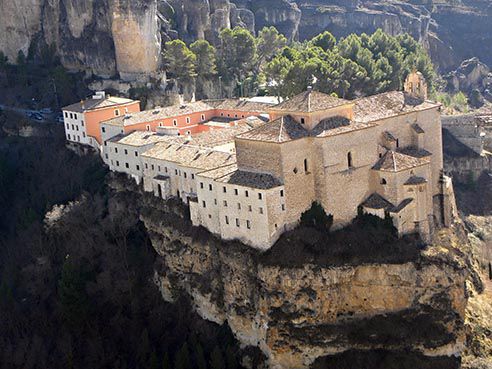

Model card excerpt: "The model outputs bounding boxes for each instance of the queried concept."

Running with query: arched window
[380,178,387,185]
[347,152,353,168]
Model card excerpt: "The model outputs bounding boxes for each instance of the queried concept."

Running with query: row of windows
[219,112,246,119]
[144,163,196,180]
[202,200,269,214]
[64,112,78,120]
[199,182,284,200]
[224,217,251,229]
[67,134,83,142]
[66,122,84,131]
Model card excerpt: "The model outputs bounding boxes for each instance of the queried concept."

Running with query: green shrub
[300,202,333,232]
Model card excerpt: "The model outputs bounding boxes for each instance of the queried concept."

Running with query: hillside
[1,0,490,79]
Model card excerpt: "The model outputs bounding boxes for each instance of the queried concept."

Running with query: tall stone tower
[404,70,428,100]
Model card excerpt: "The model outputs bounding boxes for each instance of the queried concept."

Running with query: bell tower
[404,70,428,100]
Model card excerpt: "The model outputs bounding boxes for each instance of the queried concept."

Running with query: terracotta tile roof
[172,119,265,148]
[237,115,374,143]
[354,91,439,123]
[270,90,350,113]
[236,116,308,143]
[63,96,134,113]
[216,170,283,189]
[142,143,236,171]
[404,176,428,185]
[361,193,394,210]
[102,101,213,127]
[204,99,273,112]
[197,164,238,179]
[109,131,173,146]
[372,150,430,172]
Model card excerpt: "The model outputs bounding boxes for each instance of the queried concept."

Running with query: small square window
[208,214,212,219]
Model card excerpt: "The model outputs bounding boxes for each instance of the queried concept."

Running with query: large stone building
[65,72,454,251]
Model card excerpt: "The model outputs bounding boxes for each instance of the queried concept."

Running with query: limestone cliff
[106,174,480,369]
[1,0,491,78]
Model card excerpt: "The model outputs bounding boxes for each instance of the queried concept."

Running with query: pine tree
[209,346,225,369]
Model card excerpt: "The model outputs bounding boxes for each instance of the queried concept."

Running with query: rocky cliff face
[1,0,491,78]
[102,174,481,369]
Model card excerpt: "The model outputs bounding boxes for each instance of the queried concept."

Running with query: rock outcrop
[106,176,475,369]
[1,0,491,78]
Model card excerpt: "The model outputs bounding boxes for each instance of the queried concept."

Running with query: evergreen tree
[218,27,256,83]
[209,346,225,369]
[58,258,89,328]
[309,31,336,52]
[190,39,217,78]
[195,343,208,369]
[164,40,197,83]
[175,342,192,369]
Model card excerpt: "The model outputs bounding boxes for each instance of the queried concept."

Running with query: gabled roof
[390,198,414,213]
[372,150,430,172]
[63,96,135,113]
[216,170,283,189]
[204,99,273,112]
[236,116,308,143]
[361,193,394,210]
[270,90,350,113]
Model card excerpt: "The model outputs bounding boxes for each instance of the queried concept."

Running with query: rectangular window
[223,201,228,207]
[214,199,217,205]
[208,214,212,219]
[184,172,187,179]
[201,114,205,121]
[116,161,120,167]
[115,148,118,153]
[202,201,206,208]
[124,149,128,155]
[74,113,78,120]
[282,204,285,211]
[70,113,73,119]
[105,154,108,159]
[209,184,213,191]
[146,124,150,131]
[104,142,107,146]
[67,134,71,140]
[82,132,86,138]
[234,189,238,195]
[81,121,84,126]
[280,190,284,197]
[72,124,75,130]
[236,218,240,227]
[245,190,249,197]
[165,167,168,173]
[115,109,120,116]
[186,117,190,124]
[66,123,69,129]
[223,187,226,193]
[300,118,305,124]
[259,207,263,214]
[158,166,161,172]
[173,119,177,126]
[175,169,178,175]
[248,205,252,212]
[151,164,155,170]
[192,174,195,179]
[76,126,79,131]
[125,163,129,168]
[136,165,140,170]
[102,127,106,133]
[258,193,263,200]
[64,112,68,118]
[225,216,229,225]
[200,182,204,189]
[145,163,148,169]
[247,220,251,229]
[237,203,241,210]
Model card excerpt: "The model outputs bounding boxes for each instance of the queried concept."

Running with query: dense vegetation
[164,27,435,99]
[0,118,248,369]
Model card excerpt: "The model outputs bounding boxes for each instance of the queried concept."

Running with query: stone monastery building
[63,72,454,250]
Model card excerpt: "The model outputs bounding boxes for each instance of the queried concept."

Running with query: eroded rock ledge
[109,174,475,369]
